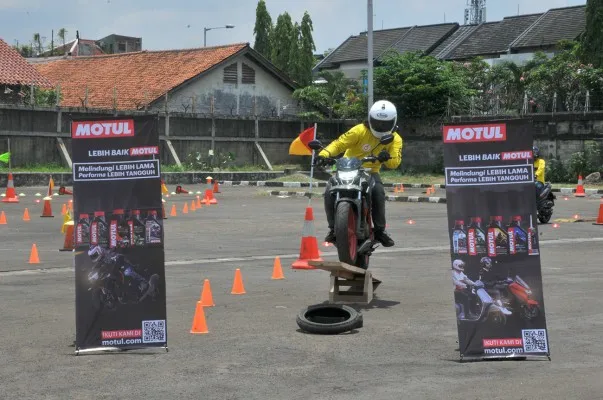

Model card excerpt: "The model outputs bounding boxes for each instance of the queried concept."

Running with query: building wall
[151,53,297,118]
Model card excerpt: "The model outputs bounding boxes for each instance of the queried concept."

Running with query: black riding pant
[323,172,386,232]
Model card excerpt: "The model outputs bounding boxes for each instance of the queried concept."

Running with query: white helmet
[368,100,397,139]
[88,245,104,263]
[452,259,465,271]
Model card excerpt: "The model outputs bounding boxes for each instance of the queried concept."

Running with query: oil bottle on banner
[90,211,109,247]
[76,213,90,246]
[128,210,146,247]
[452,220,468,255]
[507,215,528,254]
[487,216,508,257]
[467,216,487,255]
[145,210,163,245]
[110,209,130,249]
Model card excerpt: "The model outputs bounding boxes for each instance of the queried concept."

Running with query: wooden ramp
[308,261,381,305]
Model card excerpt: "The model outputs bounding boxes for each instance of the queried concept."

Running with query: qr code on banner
[522,329,548,353]
[142,320,166,343]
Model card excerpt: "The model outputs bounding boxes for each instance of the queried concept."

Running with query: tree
[271,12,294,73]
[373,51,477,118]
[33,33,42,56]
[253,0,272,59]
[299,11,317,87]
[57,28,68,54]
[288,23,302,82]
[581,0,603,68]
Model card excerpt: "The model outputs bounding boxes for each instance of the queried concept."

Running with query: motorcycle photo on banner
[71,115,168,355]
[443,119,550,361]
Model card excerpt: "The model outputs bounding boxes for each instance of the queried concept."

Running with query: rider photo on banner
[443,119,550,361]
[71,115,167,354]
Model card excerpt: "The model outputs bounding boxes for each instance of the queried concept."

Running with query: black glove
[314,156,326,167]
[377,150,391,163]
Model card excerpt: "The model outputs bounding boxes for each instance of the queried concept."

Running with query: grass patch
[268,173,326,182]
[0,163,70,173]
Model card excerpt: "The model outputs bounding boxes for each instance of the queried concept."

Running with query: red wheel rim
[348,208,357,260]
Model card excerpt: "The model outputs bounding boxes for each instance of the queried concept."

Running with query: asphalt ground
[1,184,603,400]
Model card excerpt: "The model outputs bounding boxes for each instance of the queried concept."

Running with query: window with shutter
[223,63,238,84]
[242,63,256,84]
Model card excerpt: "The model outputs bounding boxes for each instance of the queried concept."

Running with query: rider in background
[316,100,403,247]
[533,146,546,196]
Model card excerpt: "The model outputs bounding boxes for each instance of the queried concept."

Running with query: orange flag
[289,125,316,156]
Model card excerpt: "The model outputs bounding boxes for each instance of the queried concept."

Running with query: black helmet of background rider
[533,146,540,160]
[368,100,397,139]
[88,245,105,266]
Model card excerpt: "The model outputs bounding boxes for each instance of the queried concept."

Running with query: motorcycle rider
[478,257,513,315]
[451,259,475,319]
[316,100,403,247]
[533,146,546,198]
[88,245,150,294]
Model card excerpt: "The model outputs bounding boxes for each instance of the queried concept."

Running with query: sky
[0,0,587,54]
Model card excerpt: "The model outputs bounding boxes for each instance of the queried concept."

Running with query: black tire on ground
[296,304,363,335]
[335,202,357,265]
[538,212,552,224]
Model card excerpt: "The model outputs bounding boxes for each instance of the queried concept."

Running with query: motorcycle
[87,259,159,312]
[536,181,556,224]
[455,280,510,325]
[487,275,541,321]
[308,135,394,270]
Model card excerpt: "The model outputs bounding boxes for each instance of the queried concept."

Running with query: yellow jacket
[319,123,403,173]
[534,158,545,183]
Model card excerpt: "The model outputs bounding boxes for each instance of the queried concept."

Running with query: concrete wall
[152,53,297,118]
[1,106,603,170]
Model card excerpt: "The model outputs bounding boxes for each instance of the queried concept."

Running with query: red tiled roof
[35,43,248,109]
[0,38,52,87]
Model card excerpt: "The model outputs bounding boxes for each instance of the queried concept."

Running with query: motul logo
[508,228,516,254]
[72,120,134,139]
[110,221,117,248]
[502,151,532,160]
[487,229,496,257]
[91,222,98,245]
[76,225,83,244]
[468,229,476,256]
[130,146,159,156]
[528,230,534,254]
[443,124,506,143]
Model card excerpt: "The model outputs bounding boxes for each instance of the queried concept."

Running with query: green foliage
[23,87,61,107]
[292,70,366,119]
[271,12,295,73]
[581,0,603,68]
[299,12,316,87]
[546,141,602,182]
[253,0,272,59]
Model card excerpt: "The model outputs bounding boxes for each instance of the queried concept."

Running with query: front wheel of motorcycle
[521,304,540,320]
[335,202,358,266]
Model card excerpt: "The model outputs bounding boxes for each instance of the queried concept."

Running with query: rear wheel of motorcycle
[521,304,540,320]
[335,202,357,265]
[538,213,552,224]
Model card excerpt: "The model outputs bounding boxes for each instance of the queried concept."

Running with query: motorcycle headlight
[338,170,358,182]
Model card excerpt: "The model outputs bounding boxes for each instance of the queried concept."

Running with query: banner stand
[75,345,169,356]
[443,118,551,362]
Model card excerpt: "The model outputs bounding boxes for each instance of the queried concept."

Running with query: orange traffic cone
[61,203,67,215]
[23,208,30,221]
[399,184,404,193]
[292,206,322,269]
[162,201,167,220]
[183,202,188,214]
[190,301,209,334]
[271,256,285,280]
[575,175,586,197]
[60,221,75,251]
[594,199,603,226]
[213,181,220,193]
[0,211,6,224]
[231,268,246,294]
[170,204,177,217]
[176,185,189,194]
[190,199,196,211]
[394,185,399,193]
[58,186,73,195]
[29,244,40,264]
[196,196,202,208]
[200,279,215,306]
[41,196,54,217]
[2,173,19,203]
[203,189,218,205]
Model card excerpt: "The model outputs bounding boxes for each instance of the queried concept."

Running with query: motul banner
[443,119,550,361]
[71,115,167,354]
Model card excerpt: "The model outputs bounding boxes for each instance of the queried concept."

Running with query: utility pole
[367,0,374,110]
